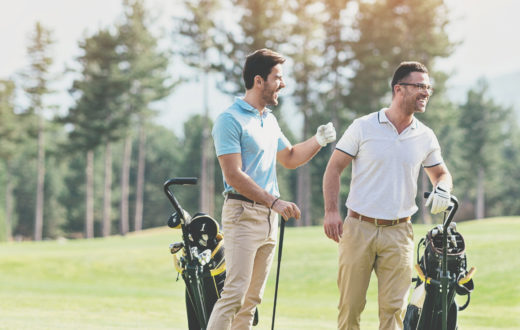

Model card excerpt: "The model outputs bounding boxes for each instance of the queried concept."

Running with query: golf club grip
[163,178,197,218]
[424,192,459,205]
[164,177,198,187]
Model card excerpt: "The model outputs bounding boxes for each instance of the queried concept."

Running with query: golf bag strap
[173,254,183,274]
[210,262,226,277]
[415,264,432,285]
[211,240,224,258]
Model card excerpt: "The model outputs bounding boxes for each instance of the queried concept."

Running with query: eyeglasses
[398,82,434,95]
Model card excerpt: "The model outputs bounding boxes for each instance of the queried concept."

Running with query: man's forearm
[323,166,341,214]
[279,136,321,169]
[225,169,277,207]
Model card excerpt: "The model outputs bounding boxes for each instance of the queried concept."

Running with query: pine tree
[458,80,509,219]
[0,80,23,241]
[22,22,56,240]
[176,0,222,216]
[117,0,175,233]
[64,28,129,238]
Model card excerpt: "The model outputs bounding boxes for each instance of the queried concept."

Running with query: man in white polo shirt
[322,61,453,330]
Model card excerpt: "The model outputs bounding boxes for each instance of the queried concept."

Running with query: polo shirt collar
[378,108,417,129]
[235,97,272,117]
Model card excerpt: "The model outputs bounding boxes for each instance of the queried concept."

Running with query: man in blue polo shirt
[208,48,336,329]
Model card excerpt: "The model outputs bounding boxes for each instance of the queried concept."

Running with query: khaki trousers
[207,198,278,330]
[337,216,414,330]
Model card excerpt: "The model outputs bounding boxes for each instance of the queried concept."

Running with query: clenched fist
[315,122,336,147]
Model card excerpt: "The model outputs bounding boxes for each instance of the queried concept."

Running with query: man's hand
[323,211,343,243]
[272,199,301,221]
[315,122,336,147]
[425,182,451,214]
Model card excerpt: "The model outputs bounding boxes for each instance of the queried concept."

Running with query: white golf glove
[315,122,336,147]
[425,182,451,214]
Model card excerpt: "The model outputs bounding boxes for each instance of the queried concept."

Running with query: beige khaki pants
[337,216,414,330]
[207,198,278,330]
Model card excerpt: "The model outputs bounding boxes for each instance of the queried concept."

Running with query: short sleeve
[277,131,291,151]
[335,120,361,157]
[423,131,443,167]
[212,113,242,156]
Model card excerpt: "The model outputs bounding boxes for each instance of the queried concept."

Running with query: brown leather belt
[349,210,410,227]
[226,193,255,204]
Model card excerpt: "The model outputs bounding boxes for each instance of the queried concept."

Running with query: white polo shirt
[336,108,443,219]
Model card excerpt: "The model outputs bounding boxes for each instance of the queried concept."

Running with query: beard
[262,85,280,106]
[404,92,428,113]
[414,96,428,113]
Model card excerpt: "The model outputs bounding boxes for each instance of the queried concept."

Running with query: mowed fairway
[1,218,519,329]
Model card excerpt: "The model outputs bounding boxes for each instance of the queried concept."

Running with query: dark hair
[391,61,429,96]
[243,49,286,90]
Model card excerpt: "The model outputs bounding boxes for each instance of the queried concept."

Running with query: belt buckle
[374,218,395,227]
[374,218,384,227]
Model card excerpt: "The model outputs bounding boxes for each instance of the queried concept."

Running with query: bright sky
[1,0,519,131]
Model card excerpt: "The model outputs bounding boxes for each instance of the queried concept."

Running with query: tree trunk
[85,149,94,239]
[4,160,13,241]
[134,125,146,231]
[420,170,432,224]
[102,142,112,237]
[199,70,215,216]
[296,114,311,226]
[120,135,132,235]
[476,166,485,219]
[34,113,45,241]
[200,124,215,215]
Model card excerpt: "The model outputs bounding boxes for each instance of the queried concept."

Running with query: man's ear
[394,84,403,97]
[254,75,263,88]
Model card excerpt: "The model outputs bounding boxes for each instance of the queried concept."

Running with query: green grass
[1,218,519,329]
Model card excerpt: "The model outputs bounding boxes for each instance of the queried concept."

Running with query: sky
[1,0,519,134]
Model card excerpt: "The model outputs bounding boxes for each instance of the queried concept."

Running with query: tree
[133,124,185,228]
[214,0,289,95]
[22,22,56,241]
[320,0,355,127]
[176,0,222,216]
[347,0,454,116]
[490,120,520,216]
[284,0,328,226]
[117,0,175,233]
[458,80,509,219]
[0,80,22,241]
[64,28,129,238]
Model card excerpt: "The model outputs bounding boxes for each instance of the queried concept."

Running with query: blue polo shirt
[212,98,291,197]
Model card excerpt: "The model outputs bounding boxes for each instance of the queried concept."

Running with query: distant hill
[446,71,520,121]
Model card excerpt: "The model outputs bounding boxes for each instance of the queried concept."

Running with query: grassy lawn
[1,218,519,329]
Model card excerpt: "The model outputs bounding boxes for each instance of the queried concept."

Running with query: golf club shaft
[271,218,286,330]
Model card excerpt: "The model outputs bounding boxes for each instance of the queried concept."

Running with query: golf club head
[169,241,184,254]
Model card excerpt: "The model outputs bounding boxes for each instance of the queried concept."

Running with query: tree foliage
[4,0,520,242]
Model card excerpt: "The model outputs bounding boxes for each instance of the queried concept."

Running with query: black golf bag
[165,178,225,330]
[164,177,258,329]
[404,195,476,330]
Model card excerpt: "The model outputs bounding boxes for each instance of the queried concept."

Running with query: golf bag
[164,177,258,329]
[164,178,225,330]
[404,194,476,330]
